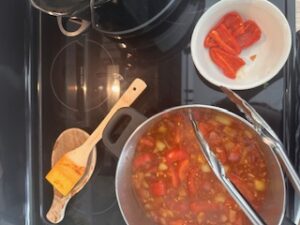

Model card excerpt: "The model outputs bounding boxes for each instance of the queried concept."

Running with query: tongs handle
[220,86,300,195]
[188,110,266,225]
[269,140,300,195]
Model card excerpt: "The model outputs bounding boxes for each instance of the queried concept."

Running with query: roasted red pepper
[234,20,261,49]
[204,11,243,48]
[210,24,241,55]
[220,11,244,34]
[204,34,217,48]
[209,47,245,79]
[204,12,261,79]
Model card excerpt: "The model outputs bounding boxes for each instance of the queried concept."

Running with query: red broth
[131,109,268,225]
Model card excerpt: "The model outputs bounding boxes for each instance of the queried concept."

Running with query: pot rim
[30,0,83,16]
[116,104,286,225]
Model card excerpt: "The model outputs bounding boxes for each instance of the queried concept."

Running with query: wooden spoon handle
[83,78,147,152]
[46,194,70,224]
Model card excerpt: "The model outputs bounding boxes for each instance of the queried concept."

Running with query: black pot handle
[102,107,147,158]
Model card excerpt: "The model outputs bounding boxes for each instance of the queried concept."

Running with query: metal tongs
[188,110,266,225]
[220,86,300,195]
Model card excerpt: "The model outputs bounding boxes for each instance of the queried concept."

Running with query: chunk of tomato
[150,180,166,197]
[133,153,153,169]
[228,144,241,162]
[166,149,188,164]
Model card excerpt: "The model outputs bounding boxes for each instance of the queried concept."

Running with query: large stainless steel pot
[102,105,286,225]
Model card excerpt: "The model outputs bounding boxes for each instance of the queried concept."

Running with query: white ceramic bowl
[191,0,291,90]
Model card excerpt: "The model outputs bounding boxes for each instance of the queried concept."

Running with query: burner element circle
[50,39,121,113]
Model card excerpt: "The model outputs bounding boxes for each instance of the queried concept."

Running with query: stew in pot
[132,109,268,225]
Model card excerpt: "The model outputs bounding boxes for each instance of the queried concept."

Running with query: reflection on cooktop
[50,39,117,112]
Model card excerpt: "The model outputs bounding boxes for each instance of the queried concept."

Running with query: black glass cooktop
[26,0,299,225]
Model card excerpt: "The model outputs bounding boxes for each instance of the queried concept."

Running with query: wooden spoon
[46,128,97,223]
[45,78,147,196]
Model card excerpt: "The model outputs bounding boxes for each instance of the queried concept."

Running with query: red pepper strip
[204,12,243,48]
[198,122,211,137]
[215,147,227,164]
[209,47,245,79]
[150,180,166,197]
[168,167,179,188]
[232,23,246,38]
[204,34,217,48]
[133,153,153,169]
[187,168,198,195]
[228,173,255,202]
[210,24,241,55]
[234,20,261,49]
[220,11,244,34]
[166,149,188,164]
[139,136,155,148]
[170,219,185,225]
[178,159,189,181]
[174,129,181,144]
[190,202,220,213]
